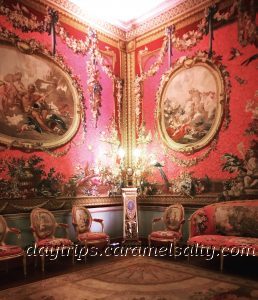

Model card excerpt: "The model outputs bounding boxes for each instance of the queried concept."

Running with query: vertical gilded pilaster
[119,39,136,168]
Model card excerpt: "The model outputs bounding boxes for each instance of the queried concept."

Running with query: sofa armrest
[188,209,209,238]
[93,218,104,232]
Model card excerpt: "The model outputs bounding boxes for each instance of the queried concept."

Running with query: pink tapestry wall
[135,10,258,199]
[0,0,121,198]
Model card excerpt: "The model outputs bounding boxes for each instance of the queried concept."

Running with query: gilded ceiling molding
[18,0,120,47]
[127,0,213,41]
[135,0,233,47]
[21,0,233,43]
[35,0,126,41]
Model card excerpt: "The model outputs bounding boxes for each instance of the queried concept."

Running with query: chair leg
[173,240,176,260]
[34,254,38,268]
[41,253,45,273]
[71,247,75,265]
[220,248,224,272]
[5,261,8,273]
[148,236,151,248]
[84,244,88,264]
[23,253,27,277]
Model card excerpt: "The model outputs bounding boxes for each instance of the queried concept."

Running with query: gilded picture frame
[0,34,83,150]
[156,53,226,153]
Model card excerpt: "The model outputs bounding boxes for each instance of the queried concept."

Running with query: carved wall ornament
[156,51,231,154]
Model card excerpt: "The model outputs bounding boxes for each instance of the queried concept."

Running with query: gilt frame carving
[156,52,228,153]
[0,33,83,151]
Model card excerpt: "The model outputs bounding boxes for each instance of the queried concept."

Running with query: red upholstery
[0,245,23,257]
[150,231,182,240]
[37,238,72,247]
[72,206,110,249]
[188,235,258,253]
[78,232,108,242]
[188,200,258,265]
[189,200,258,239]
[149,204,185,249]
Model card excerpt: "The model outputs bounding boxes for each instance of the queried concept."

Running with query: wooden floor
[0,252,257,291]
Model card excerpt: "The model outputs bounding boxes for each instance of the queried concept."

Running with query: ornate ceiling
[45,0,214,40]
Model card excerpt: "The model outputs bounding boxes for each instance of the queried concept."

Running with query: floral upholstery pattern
[0,215,26,275]
[215,206,258,237]
[30,208,73,272]
[37,238,72,247]
[189,235,258,252]
[148,204,185,248]
[72,206,110,248]
[30,208,56,240]
[150,231,182,240]
[188,200,258,270]
[0,245,23,257]
[164,204,184,231]
[78,232,108,242]
[72,207,92,234]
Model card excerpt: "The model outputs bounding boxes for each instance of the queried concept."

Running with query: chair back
[0,215,7,245]
[72,206,92,235]
[30,208,57,241]
[163,204,184,232]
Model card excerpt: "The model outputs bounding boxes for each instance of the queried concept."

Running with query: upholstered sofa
[187,200,258,271]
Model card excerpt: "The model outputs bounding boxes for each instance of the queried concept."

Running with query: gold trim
[0,37,82,151]
[138,194,218,206]
[19,0,233,43]
[126,49,136,167]
[21,0,120,46]
[100,47,116,72]
[135,0,233,47]
[138,48,160,74]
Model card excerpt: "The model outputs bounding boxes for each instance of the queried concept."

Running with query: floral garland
[86,29,102,128]
[0,2,123,131]
[134,33,169,132]
[163,140,218,167]
[0,25,86,157]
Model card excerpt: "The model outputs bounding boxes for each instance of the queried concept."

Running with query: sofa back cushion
[214,205,258,237]
[189,200,258,237]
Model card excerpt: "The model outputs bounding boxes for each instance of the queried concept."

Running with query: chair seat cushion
[37,238,72,247]
[78,232,109,242]
[0,245,23,257]
[150,231,182,240]
[188,235,258,252]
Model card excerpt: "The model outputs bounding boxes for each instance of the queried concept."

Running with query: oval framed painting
[156,54,226,153]
[0,37,83,150]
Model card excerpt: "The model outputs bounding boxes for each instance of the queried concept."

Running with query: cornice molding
[25,0,226,42]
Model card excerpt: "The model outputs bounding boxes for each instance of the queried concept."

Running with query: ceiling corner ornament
[0,25,86,157]
[156,51,231,163]
[0,1,123,133]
